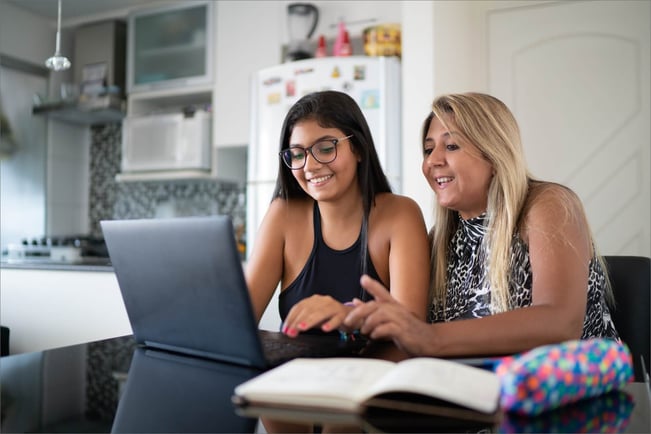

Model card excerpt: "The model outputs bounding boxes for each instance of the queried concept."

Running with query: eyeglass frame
[279,134,354,170]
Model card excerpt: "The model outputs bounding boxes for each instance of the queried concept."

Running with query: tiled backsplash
[88,123,246,237]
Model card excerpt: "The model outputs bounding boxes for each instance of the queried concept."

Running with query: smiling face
[422,115,494,219]
[288,120,360,203]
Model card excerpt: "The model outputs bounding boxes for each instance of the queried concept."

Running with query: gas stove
[3,235,109,264]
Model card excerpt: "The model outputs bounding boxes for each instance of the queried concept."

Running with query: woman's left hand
[345,275,433,356]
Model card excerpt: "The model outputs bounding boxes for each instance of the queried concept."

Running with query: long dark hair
[273,90,392,287]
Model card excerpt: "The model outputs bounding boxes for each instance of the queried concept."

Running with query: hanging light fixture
[45,0,71,71]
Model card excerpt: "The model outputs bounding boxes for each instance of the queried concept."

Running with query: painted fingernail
[322,323,331,332]
[287,328,298,337]
[298,322,307,330]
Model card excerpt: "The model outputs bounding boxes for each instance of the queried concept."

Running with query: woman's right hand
[345,275,434,356]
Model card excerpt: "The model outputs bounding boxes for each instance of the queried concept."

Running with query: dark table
[3,338,650,433]
[235,381,650,433]
[111,341,650,433]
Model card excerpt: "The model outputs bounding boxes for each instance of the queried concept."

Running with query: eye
[446,143,460,151]
[288,148,306,161]
[315,140,336,155]
[423,147,433,156]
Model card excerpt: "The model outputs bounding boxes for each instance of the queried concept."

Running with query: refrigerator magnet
[263,77,281,86]
[267,92,281,105]
[361,89,380,109]
[354,65,366,80]
[286,80,296,97]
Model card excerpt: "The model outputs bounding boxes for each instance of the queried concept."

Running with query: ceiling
[4,0,161,23]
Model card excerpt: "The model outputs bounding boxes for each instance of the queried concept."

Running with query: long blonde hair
[425,92,614,314]
[425,93,530,313]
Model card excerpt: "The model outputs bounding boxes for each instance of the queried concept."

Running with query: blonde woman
[345,92,619,357]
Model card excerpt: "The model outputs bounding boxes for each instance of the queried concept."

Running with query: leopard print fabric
[429,213,619,340]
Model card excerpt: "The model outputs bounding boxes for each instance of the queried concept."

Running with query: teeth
[436,176,453,184]
[310,175,332,183]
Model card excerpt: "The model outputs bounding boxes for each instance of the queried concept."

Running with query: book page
[234,357,395,411]
[363,358,500,414]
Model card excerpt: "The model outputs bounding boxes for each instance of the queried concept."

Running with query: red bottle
[315,35,327,58]
[339,30,352,56]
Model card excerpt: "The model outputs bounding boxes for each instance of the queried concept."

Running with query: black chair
[603,256,650,382]
[1,326,9,356]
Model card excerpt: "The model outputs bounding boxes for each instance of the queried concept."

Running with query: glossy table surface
[4,338,650,433]
[113,343,650,433]
[236,381,650,433]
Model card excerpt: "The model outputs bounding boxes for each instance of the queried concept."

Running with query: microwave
[121,110,212,172]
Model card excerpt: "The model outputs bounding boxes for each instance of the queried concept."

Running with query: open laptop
[101,216,367,370]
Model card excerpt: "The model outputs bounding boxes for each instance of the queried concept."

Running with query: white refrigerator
[246,56,402,330]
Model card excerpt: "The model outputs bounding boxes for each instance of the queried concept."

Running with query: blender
[285,3,319,62]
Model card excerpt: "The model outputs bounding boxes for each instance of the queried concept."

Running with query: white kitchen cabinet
[0,267,131,354]
[127,1,213,93]
[122,1,215,181]
[212,1,283,148]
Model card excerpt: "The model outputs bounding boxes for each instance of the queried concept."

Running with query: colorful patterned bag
[495,339,634,415]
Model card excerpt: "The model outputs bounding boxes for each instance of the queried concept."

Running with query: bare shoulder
[373,193,424,217]
[262,197,313,232]
[371,193,427,231]
[521,181,589,239]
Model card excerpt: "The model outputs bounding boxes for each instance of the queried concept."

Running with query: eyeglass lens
[282,140,337,169]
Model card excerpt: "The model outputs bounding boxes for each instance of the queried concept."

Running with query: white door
[487,0,650,256]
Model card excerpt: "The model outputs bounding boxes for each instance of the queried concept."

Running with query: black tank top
[278,201,382,328]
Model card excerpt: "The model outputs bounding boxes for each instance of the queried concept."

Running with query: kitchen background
[1,0,649,260]
[1,0,649,431]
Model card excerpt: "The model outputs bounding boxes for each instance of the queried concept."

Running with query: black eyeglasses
[279,135,353,170]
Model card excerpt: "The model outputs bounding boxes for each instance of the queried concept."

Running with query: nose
[424,147,445,167]
[303,149,322,170]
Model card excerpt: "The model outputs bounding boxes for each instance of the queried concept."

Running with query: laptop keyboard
[259,330,368,366]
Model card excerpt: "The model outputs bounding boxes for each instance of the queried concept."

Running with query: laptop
[101,215,367,370]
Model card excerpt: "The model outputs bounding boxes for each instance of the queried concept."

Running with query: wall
[1,1,87,244]
[400,0,650,257]
[0,2,54,66]
[47,121,90,236]
[0,65,48,246]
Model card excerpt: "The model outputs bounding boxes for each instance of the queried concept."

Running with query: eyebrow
[424,130,460,144]
[289,135,337,147]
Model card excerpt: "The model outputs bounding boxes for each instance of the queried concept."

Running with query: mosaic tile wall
[84,123,247,424]
[88,123,246,237]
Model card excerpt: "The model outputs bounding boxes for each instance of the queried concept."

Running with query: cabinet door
[128,1,213,93]
[213,1,282,147]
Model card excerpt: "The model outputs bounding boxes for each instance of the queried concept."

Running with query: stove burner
[5,234,109,264]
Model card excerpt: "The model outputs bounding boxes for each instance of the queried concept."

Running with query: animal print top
[428,213,620,340]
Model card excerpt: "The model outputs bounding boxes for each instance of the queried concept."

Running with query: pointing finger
[360,274,394,303]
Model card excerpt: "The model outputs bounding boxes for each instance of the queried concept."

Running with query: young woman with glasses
[245,90,430,340]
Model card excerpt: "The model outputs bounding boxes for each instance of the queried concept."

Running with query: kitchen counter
[1,266,131,355]
[1,258,113,272]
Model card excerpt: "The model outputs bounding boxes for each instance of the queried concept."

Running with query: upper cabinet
[212,1,282,147]
[127,0,214,93]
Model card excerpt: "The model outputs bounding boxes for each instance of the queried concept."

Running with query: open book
[233,357,501,422]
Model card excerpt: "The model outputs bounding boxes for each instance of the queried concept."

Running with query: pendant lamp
[45,0,71,71]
